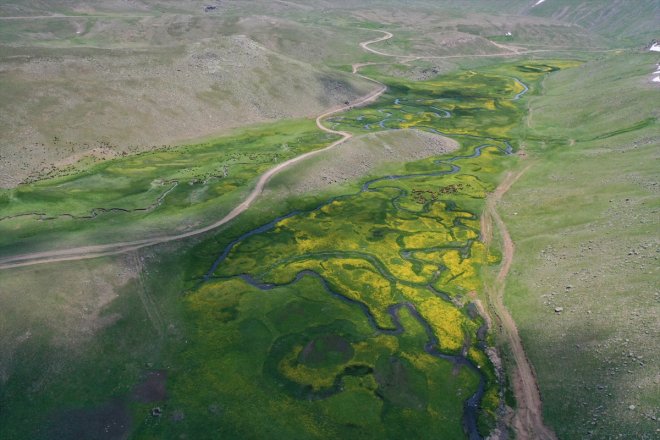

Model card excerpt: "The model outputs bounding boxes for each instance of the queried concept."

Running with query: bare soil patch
[482,168,557,440]
[269,129,459,196]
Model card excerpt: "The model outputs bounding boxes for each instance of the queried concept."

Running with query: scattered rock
[555,307,564,313]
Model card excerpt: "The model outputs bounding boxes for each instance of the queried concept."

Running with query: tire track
[0,32,393,271]
[132,252,165,338]
[481,167,557,440]
[1,26,560,439]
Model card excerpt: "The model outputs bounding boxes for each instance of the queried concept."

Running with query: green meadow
[500,52,659,438]
[0,59,585,439]
[2,0,658,438]
[0,119,338,256]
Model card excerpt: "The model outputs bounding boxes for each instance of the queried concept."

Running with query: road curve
[357,29,619,61]
[2,26,559,440]
[359,30,396,57]
[0,31,393,270]
[0,29,613,270]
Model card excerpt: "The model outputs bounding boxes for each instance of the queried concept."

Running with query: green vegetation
[157,277,478,439]
[2,2,658,439]
[501,52,659,439]
[147,61,585,439]
[181,146,501,438]
[329,72,521,138]
[0,119,338,255]
[328,60,580,139]
[164,64,563,438]
[0,59,569,439]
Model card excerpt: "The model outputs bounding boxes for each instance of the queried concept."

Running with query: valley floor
[0,2,658,439]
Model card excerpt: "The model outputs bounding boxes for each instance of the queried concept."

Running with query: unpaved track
[0,29,618,270]
[357,29,620,61]
[359,30,414,60]
[0,32,392,271]
[2,27,558,439]
[482,168,557,440]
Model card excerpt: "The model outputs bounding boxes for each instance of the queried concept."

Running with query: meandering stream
[200,69,529,437]
[203,134,520,439]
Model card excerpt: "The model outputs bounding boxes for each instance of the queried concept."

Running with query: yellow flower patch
[279,345,343,390]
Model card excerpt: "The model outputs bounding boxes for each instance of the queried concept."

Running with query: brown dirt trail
[482,167,557,440]
[0,32,392,271]
[0,28,559,439]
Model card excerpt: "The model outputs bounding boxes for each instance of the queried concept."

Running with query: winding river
[200,68,529,437]
[202,135,520,439]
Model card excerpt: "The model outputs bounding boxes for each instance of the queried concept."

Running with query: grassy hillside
[0,60,554,440]
[501,52,658,438]
[1,1,658,439]
[0,6,373,188]
[2,0,656,187]
[524,0,660,45]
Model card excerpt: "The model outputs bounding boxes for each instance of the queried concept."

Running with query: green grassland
[0,60,568,439]
[2,1,658,437]
[0,119,338,256]
[499,51,659,439]
[327,66,534,138]
[172,63,564,438]
[186,144,505,439]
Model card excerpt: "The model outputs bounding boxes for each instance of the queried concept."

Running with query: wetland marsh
[135,62,568,438]
[0,57,571,439]
[2,1,659,438]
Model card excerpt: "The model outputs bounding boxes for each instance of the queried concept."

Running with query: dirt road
[0,29,617,270]
[0,32,393,270]
[481,168,557,440]
[1,26,559,439]
[358,29,618,62]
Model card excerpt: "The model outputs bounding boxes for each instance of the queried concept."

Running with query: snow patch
[649,43,660,52]
[651,63,660,84]
[532,0,547,7]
